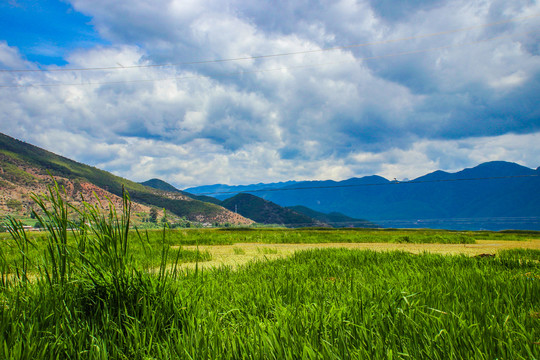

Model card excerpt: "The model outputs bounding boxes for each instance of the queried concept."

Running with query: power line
[235,216,540,228]
[0,13,538,73]
[205,174,540,229]
[1,30,536,89]
[193,174,540,196]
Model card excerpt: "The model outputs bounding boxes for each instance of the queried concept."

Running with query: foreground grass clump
[1,182,206,358]
[0,183,538,359]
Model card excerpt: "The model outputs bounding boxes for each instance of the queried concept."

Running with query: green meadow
[0,185,538,359]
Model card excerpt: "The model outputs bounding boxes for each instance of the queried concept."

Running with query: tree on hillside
[149,208,158,223]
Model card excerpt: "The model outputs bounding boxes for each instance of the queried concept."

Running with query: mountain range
[2,131,538,230]
[0,132,357,228]
[186,161,540,230]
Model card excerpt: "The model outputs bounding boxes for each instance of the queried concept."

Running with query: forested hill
[220,193,322,226]
[0,132,252,225]
[145,180,377,228]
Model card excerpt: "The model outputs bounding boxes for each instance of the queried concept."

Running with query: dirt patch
[176,239,540,270]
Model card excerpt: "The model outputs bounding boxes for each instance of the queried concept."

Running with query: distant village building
[22,225,41,232]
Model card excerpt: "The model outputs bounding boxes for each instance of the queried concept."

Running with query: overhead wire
[262,217,540,228]
[1,14,537,228]
[1,13,538,73]
[0,30,537,88]
[191,174,540,196]
[274,216,540,228]
[202,173,540,228]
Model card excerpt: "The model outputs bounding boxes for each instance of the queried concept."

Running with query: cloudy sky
[0,0,539,188]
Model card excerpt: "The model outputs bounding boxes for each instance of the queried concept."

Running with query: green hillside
[140,178,181,193]
[0,133,246,223]
[141,178,223,205]
[221,193,322,226]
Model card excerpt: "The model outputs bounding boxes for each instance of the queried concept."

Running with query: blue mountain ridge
[184,181,299,200]
[185,161,540,230]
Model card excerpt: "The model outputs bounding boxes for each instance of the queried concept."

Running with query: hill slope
[0,133,252,225]
[140,178,222,205]
[140,178,181,193]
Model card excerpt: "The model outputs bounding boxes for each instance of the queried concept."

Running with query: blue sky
[0,0,539,188]
[0,0,106,65]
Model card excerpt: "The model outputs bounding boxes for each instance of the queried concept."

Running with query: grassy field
[3,225,539,272]
[1,247,538,359]
[139,225,540,247]
[0,185,539,359]
[176,239,540,271]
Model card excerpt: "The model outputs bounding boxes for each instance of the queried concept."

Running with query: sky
[0,0,539,188]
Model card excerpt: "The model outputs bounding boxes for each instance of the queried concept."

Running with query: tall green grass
[499,248,540,261]
[0,182,538,359]
[0,186,210,273]
[0,182,207,358]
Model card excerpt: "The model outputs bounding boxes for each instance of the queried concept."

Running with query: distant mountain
[0,133,252,225]
[184,181,299,200]
[141,178,222,205]
[220,193,322,227]
[287,206,379,228]
[265,161,540,230]
[141,178,181,193]
[415,161,536,181]
[188,161,540,230]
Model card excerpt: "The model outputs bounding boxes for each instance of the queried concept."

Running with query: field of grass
[145,227,483,246]
[140,225,540,247]
[6,224,535,272]
[0,220,503,271]
[1,247,538,359]
[0,184,538,359]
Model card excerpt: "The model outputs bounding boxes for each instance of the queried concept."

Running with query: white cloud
[489,70,527,89]
[1,0,539,188]
[348,132,540,181]
[0,41,32,69]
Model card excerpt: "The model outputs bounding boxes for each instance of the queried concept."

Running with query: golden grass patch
[176,239,540,270]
